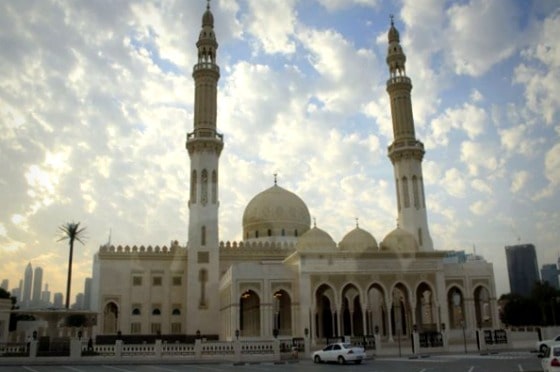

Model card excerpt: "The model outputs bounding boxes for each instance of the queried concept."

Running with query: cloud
[445,0,521,76]
[428,103,487,147]
[510,171,530,193]
[317,0,379,11]
[245,0,297,55]
[460,141,499,176]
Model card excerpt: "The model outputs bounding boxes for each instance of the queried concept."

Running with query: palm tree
[58,222,86,309]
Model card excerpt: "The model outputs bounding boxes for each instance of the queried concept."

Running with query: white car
[537,335,560,353]
[540,342,560,372]
[312,342,366,364]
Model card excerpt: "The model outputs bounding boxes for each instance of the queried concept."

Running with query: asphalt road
[0,352,544,372]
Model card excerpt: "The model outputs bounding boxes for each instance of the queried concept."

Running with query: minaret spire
[385,18,433,251]
[185,2,223,335]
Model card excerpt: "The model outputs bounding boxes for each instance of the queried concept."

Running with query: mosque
[92,4,499,345]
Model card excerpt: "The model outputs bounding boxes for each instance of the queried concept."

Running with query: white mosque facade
[92,5,499,344]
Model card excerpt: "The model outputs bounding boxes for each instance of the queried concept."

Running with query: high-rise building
[53,292,63,308]
[32,266,43,307]
[74,293,84,310]
[83,277,92,311]
[41,283,51,305]
[22,263,33,307]
[541,264,560,290]
[0,279,8,291]
[505,244,540,297]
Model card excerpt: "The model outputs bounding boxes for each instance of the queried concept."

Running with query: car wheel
[540,344,548,353]
[355,360,362,364]
[314,355,321,363]
[338,356,345,364]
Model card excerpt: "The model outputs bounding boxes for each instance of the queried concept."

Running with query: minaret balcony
[386,75,411,85]
[187,129,223,141]
[388,139,424,155]
[193,62,220,73]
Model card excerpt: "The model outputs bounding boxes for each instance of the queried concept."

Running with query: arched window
[295,229,298,237]
[152,308,161,316]
[412,176,419,209]
[201,169,208,205]
[402,177,410,208]
[201,226,206,246]
[211,170,217,204]
[172,308,181,316]
[132,308,141,316]
[281,229,285,236]
[191,170,197,203]
[255,231,259,238]
[267,229,272,237]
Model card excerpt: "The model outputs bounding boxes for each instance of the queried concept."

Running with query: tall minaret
[185,1,223,335]
[386,17,433,251]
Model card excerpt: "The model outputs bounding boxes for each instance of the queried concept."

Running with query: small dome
[388,23,400,43]
[202,8,214,28]
[297,226,336,252]
[339,226,378,252]
[242,184,310,242]
[380,227,418,252]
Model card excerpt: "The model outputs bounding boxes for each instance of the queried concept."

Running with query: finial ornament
[390,14,394,26]
[355,217,359,228]
[207,0,211,10]
[273,173,277,185]
[313,217,316,228]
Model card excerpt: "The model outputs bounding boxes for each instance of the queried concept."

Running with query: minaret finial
[207,0,210,10]
[313,217,316,228]
[273,173,277,185]
[390,14,394,26]
[355,217,359,228]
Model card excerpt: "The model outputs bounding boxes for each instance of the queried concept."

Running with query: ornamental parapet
[193,62,220,73]
[98,241,187,256]
[219,240,296,253]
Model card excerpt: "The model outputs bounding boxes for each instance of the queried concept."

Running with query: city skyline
[1,0,559,298]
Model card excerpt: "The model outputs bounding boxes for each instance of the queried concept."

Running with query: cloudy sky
[1,0,559,301]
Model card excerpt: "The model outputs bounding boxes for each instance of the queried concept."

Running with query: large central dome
[242,184,311,243]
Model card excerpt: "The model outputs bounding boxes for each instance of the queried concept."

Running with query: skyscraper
[505,244,540,297]
[0,279,8,291]
[83,277,92,310]
[41,283,51,305]
[53,292,63,308]
[32,266,43,307]
[541,264,560,290]
[22,263,33,307]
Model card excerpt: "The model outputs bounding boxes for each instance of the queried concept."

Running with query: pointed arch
[447,287,465,329]
[103,302,119,334]
[240,290,261,337]
[474,286,492,328]
[315,284,336,339]
[415,282,435,331]
[273,290,292,336]
[366,284,387,336]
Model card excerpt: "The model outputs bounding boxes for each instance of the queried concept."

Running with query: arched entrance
[390,284,409,337]
[415,282,435,331]
[448,287,465,329]
[366,284,386,336]
[103,302,119,334]
[342,284,363,336]
[240,290,260,337]
[273,290,292,336]
[474,286,492,328]
[315,284,336,339]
